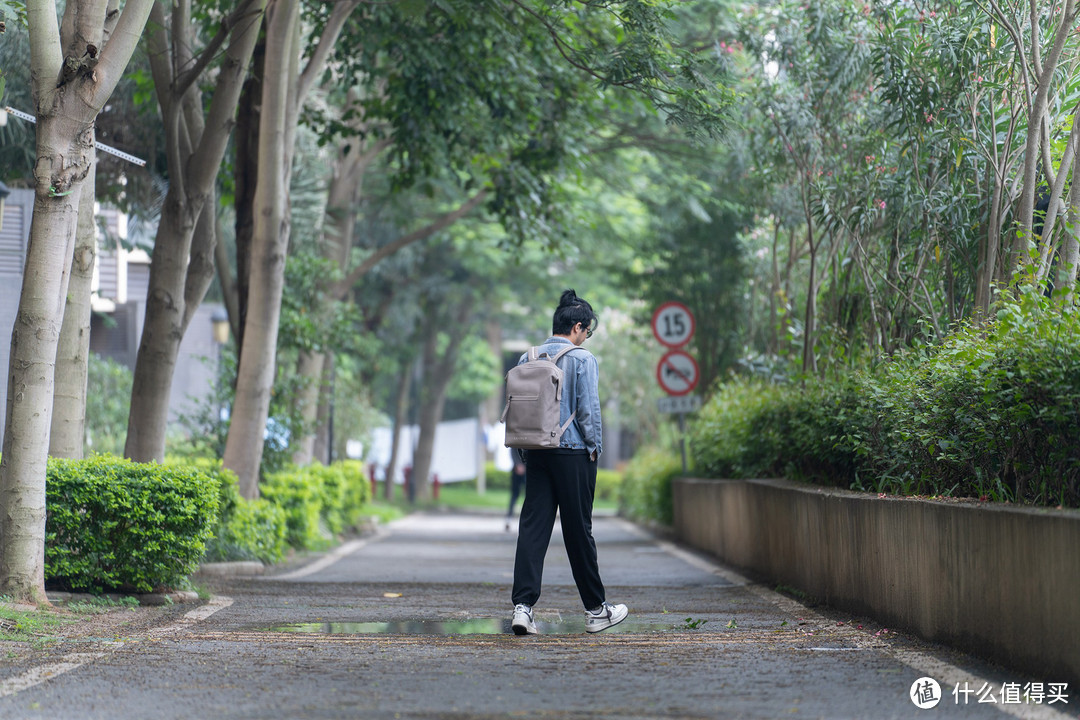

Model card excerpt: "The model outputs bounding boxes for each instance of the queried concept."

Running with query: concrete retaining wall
[672,477,1080,685]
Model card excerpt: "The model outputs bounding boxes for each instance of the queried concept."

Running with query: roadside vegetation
[622,1,1080,515]
[690,293,1080,508]
[36,455,371,596]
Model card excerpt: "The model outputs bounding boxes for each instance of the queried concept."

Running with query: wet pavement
[0,510,1075,719]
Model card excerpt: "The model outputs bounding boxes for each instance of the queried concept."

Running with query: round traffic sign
[651,302,695,348]
[656,350,700,396]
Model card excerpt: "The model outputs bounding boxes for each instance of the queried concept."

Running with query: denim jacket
[517,337,603,456]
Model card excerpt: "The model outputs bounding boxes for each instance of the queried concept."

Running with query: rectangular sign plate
[657,395,702,414]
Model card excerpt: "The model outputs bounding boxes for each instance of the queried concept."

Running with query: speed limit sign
[651,301,695,348]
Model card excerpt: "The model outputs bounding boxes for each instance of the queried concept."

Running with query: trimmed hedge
[46,455,219,593]
[262,461,371,550]
[619,447,681,526]
[689,375,864,486]
[41,454,372,591]
[200,461,287,564]
[689,294,1080,507]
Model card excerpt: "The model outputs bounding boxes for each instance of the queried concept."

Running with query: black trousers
[511,449,605,610]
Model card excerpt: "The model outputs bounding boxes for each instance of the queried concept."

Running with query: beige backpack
[501,345,581,450]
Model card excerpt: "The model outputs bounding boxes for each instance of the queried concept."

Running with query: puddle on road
[265,618,681,635]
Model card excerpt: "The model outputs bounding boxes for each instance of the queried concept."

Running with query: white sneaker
[585,601,628,633]
[511,604,537,635]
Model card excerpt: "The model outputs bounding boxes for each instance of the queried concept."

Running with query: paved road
[0,511,1074,719]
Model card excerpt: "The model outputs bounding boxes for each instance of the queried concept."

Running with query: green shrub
[688,293,1080,508]
[212,498,288,563]
[301,461,371,535]
[857,292,1080,505]
[688,378,787,479]
[689,376,866,486]
[46,455,219,593]
[261,467,329,550]
[175,458,287,564]
[305,463,349,536]
[595,467,622,502]
[619,447,682,526]
[260,460,371,550]
[335,460,372,528]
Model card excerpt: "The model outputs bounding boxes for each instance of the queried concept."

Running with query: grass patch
[365,498,407,525]
[65,596,140,615]
[0,600,76,644]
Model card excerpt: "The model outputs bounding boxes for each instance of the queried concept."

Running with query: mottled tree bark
[1,0,153,604]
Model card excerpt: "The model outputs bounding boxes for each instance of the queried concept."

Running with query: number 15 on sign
[652,301,695,348]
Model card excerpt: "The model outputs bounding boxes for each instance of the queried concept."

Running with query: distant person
[505,461,526,532]
[509,289,628,635]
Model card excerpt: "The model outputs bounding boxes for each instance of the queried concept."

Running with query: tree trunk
[801,222,818,375]
[124,0,266,462]
[410,298,473,502]
[384,365,412,502]
[311,354,335,465]
[224,0,301,498]
[233,34,265,359]
[124,198,217,462]
[1,122,85,604]
[185,189,221,328]
[224,0,362,494]
[1061,145,1080,302]
[1011,0,1078,279]
[124,203,196,461]
[50,157,96,459]
[410,334,442,504]
[1035,111,1080,285]
[476,321,504,495]
[50,1,129,459]
[767,220,781,355]
[214,212,241,344]
[290,350,326,466]
[1,0,153,605]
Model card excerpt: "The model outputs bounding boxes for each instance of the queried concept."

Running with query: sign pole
[652,302,698,475]
[677,412,688,474]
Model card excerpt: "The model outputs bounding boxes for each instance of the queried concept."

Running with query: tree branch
[498,0,643,88]
[89,0,154,109]
[332,190,488,299]
[174,0,266,99]
[297,0,362,104]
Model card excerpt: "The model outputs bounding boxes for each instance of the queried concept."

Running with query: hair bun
[559,289,579,307]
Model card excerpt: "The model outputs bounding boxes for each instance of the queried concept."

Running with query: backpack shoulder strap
[551,344,582,363]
